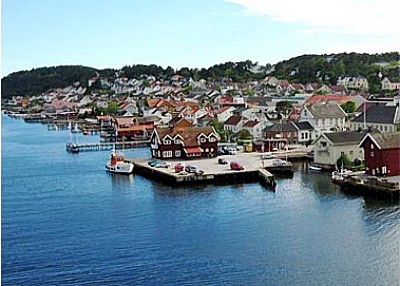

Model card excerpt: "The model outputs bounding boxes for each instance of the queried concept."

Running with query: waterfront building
[313,130,366,167]
[359,132,400,176]
[150,120,219,160]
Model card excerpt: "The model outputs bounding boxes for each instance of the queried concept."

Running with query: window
[349,150,354,155]
[370,144,374,150]
[301,133,305,140]
[162,151,172,158]
[209,137,216,142]
[370,151,374,157]
[174,138,182,144]
[175,150,181,157]
[200,137,207,143]
[384,126,388,132]
[321,141,327,147]
[163,139,171,145]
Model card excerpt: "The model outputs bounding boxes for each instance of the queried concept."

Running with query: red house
[359,132,400,176]
[150,119,219,160]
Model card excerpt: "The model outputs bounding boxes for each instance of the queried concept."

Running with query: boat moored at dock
[105,151,134,174]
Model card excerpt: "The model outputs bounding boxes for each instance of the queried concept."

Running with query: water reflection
[110,173,135,192]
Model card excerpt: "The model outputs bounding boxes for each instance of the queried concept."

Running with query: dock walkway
[66,140,150,152]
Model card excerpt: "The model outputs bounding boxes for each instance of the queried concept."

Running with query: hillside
[1,52,399,99]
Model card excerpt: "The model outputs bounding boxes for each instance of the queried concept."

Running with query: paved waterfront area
[131,151,277,175]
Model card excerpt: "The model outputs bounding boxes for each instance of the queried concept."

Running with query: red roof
[183,147,202,154]
[306,94,355,104]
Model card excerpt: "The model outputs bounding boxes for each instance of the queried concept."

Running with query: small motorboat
[331,169,353,184]
[309,165,322,172]
[66,142,79,153]
[105,151,134,174]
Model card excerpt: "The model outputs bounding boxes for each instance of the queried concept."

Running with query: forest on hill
[2,52,399,99]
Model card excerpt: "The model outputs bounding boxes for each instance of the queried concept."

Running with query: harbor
[3,115,400,286]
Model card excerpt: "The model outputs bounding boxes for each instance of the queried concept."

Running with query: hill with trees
[2,52,399,99]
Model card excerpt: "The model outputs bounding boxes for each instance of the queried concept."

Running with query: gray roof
[362,132,400,149]
[353,105,398,124]
[265,121,297,132]
[294,121,313,130]
[306,102,346,118]
[324,130,367,144]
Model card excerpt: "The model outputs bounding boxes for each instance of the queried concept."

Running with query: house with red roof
[224,115,245,134]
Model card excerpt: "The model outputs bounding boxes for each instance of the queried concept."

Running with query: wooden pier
[341,175,400,199]
[66,140,150,153]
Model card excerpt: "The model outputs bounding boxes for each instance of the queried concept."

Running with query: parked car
[148,159,162,167]
[230,161,244,171]
[218,158,228,165]
[218,146,237,155]
[185,165,199,173]
[156,161,171,168]
[174,163,186,173]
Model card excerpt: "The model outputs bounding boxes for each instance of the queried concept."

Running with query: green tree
[107,101,118,115]
[237,129,252,140]
[275,101,293,116]
[340,101,356,113]
[336,154,352,169]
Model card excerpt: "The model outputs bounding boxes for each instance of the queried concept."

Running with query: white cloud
[225,0,400,38]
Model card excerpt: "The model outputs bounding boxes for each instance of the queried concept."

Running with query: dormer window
[174,138,182,144]
[200,138,207,143]
[163,139,171,145]
[209,136,217,143]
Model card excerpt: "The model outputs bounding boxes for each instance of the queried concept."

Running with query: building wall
[351,122,396,133]
[363,138,400,176]
[314,142,363,166]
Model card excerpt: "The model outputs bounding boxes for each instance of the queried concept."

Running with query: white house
[313,130,366,167]
[299,102,346,136]
[215,106,236,122]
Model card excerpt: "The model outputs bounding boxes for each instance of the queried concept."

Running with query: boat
[71,123,81,133]
[331,168,353,184]
[105,150,134,174]
[66,142,79,153]
[309,165,322,172]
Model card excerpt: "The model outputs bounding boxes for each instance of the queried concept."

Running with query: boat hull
[105,161,134,174]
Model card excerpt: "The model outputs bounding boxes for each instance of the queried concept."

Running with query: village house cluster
[3,72,400,176]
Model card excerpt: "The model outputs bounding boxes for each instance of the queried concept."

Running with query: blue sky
[2,0,399,77]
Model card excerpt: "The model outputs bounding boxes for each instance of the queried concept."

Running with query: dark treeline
[2,52,399,99]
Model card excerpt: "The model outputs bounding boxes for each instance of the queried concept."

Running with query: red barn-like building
[359,132,400,176]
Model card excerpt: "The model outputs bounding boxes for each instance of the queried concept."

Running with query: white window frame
[162,150,173,158]
[175,150,181,157]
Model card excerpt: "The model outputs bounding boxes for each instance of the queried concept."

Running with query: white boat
[309,165,322,171]
[71,123,81,133]
[331,168,353,184]
[105,150,134,174]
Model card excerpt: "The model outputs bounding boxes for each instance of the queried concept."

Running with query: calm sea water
[2,115,400,286]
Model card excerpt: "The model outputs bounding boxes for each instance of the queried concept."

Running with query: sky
[2,0,399,77]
